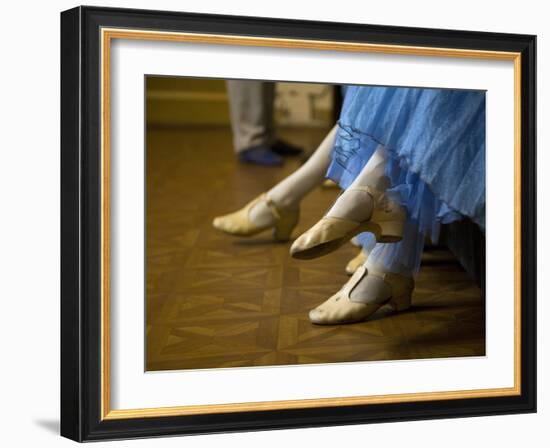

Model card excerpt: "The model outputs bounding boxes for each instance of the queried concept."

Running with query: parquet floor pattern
[146,126,485,371]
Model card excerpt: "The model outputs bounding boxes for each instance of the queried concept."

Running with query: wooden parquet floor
[146,126,485,371]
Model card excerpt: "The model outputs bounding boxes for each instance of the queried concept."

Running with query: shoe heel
[273,213,299,241]
[377,220,405,243]
[388,292,412,311]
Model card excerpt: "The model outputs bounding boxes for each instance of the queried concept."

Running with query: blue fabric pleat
[327,85,486,274]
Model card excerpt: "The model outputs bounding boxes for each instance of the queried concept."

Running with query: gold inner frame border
[99,27,522,420]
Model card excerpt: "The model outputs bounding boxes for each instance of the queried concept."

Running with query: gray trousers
[226,80,275,153]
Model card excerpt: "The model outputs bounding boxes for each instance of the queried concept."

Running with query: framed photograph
[60,6,536,441]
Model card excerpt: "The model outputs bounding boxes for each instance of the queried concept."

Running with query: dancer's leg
[364,221,425,277]
[323,146,390,223]
[349,220,423,303]
[268,125,337,207]
[213,124,338,237]
[290,145,407,259]
[247,124,337,226]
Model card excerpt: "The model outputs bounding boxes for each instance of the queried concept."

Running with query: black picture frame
[61,5,537,442]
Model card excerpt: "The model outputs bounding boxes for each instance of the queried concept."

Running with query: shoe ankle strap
[368,268,415,289]
[322,184,381,219]
[261,194,281,220]
[343,265,369,296]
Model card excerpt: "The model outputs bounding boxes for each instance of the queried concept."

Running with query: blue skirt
[327,85,486,245]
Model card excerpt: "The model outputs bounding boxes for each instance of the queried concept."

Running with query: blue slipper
[238,145,284,166]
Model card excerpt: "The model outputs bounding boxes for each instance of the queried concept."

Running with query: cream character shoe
[350,236,362,247]
[212,193,299,241]
[290,185,406,260]
[308,266,414,325]
[322,179,340,189]
[345,249,368,275]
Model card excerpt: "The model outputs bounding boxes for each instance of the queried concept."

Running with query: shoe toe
[212,216,223,229]
[345,252,368,275]
[345,261,356,275]
[213,215,239,234]
[289,234,309,255]
[308,307,326,324]
[212,216,229,231]
[290,225,325,256]
[290,219,357,259]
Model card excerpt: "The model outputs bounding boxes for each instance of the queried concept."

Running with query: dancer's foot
[309,266,414,325]
[271,139,303,157]
[345,249,368,275]
[238,145,284,166]
[213,194,299,241]
[290,185,406,260]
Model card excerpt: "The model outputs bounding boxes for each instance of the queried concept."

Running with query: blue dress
[326,85,485,274]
